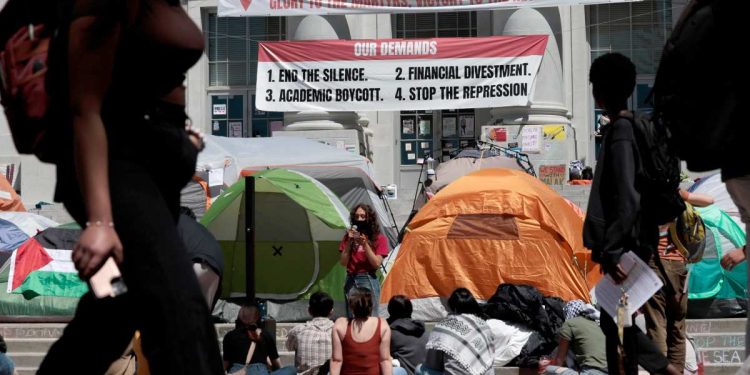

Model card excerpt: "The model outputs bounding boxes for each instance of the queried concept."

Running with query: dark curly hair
[350,204,381,239]
[589,52,636,107]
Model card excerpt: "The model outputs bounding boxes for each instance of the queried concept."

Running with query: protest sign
[256,35,547,112]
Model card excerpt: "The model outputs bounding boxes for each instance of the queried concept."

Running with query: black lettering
[323,68,366,82]
[335,88,381,101]
[407,66,461,80]
[278,69,298,82]
[408,87,437,100]
[461,83,528,99]
[278,89,333,102]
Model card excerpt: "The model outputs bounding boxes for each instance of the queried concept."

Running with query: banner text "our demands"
[255,36,548,112]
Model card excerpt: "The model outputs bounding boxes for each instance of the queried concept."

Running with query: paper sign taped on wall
[489,127,507,142]
[521,125,542,153]
[539,164,566,185]
[543,125,566,141]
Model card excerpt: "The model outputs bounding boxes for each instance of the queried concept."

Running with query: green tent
[201,168,351,309]
[688,205,747,318]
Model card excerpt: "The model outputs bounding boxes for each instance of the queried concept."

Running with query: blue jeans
[393,367,409,375]
[344,273,381,318]
[228,363,297,375]
[545,365,607,375]
[415,364,442,375]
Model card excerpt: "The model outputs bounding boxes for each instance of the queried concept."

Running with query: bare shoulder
[379,317,390,333]
[334,317,349,332]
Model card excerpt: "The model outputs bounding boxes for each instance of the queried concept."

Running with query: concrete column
[490,7,568,126]
[283,15,360,131]
[489,7,575,175]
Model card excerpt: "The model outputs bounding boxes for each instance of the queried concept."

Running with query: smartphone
[89,257,128,299]
[350,225,360,239]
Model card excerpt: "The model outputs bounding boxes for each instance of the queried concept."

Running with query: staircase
[1,319,745,374]
[688,319,746,374]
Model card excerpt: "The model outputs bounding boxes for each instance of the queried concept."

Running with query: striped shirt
[658,224,685,262]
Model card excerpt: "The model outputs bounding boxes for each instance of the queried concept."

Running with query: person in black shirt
[584,53,679,375]
[223,304,296,375]
[178,207,224,310]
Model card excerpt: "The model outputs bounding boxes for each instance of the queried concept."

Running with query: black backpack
[625,113,685,226]
[652,0,743,172]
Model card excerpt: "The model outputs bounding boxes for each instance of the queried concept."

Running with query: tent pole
[245,175,256,304]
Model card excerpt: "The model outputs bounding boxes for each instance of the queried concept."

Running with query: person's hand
[248,328,262,342]
[72,225,123,280]
[608,264,628,284]
[347,228,359,239]
[721,248,746,271]
[185,124,205,151]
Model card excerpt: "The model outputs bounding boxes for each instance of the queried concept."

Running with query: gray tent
[180,136,398,250]
[432,155,523,192]
[246,166,398,250]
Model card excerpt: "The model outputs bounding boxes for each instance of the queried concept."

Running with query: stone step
[5,352,45,369]
[3,338,56,353]
[700,367,745,375]
[0,324,66,339]
[687,319,746,334]
[698,347,746,368]
[14,367,37,375]
[691,332,745,349]
[3,320,746,375]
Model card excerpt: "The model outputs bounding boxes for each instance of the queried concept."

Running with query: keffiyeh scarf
[426,314,495,375]
[564,300,600,324]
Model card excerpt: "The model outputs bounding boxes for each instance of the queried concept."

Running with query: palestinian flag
[7,228,88,298]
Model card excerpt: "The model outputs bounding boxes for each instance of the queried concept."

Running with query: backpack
[626,113,686,226]
[0,0,71,164]
[652,0,742,172]
[668,202,707,263]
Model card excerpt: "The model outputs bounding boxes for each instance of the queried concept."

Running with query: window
[206,14,286,87]
[588,0,673,74]
[251,95,284,137]
[393,12,477,38]
[210,95,245,137]
[440,109,476,162]
[400,111,433,165]
[393,12,478,165]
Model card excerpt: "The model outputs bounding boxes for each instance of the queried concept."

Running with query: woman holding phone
[37,0,223,374]
[339,204,389,317]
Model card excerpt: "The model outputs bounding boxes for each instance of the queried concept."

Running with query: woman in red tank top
[331,287,393,375]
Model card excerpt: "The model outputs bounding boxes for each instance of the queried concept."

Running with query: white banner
[255,36,548,112]
[219,0,640,16]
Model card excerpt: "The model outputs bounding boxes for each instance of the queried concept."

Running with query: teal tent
[688,205,747,318]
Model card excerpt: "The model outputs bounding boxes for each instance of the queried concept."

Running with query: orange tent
[0,174,24,212]
[381,169,593,319]
[563,198,602,287]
